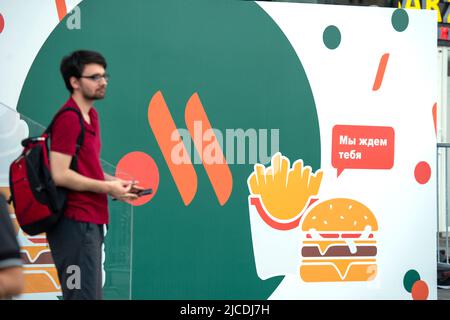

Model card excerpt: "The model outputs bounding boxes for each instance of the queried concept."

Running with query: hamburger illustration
[14,218,62,297]
[4,204,61,297]
[300,198,378,282]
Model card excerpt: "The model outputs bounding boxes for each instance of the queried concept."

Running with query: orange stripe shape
[372,53,389,91]
[148,91,197,205]
[185,93,233,206]
[55,0,67,21]
[433,103,437,137]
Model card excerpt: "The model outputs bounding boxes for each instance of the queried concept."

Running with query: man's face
[76,63,108,100]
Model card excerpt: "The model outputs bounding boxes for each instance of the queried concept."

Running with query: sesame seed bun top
[301,198,378,232]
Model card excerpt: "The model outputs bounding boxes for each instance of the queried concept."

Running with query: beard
[82,87,106,100]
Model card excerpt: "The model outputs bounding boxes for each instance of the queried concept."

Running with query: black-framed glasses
[80,73,110,82]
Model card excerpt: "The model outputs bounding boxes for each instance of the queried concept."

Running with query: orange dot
[0,14,4,34]
[414,161,431,184]
[116,151,159,206]
[411,280,429,300]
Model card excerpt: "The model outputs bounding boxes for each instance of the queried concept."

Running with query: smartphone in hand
[136,188,153,197]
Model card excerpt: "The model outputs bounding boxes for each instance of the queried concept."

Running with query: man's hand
[0,267,24,299]
[106,180,139,201]
[105,173,145,195]
[130,182,145,195]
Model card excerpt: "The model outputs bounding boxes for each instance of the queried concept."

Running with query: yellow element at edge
[248,152,323,220]
[398,0,443,23]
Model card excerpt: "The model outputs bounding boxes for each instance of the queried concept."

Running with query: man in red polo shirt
[47,50,138,300]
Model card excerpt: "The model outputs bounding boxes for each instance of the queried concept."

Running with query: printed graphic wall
[0,0,437,299]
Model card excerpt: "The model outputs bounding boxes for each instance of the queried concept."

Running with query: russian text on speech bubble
[331,125,395,177]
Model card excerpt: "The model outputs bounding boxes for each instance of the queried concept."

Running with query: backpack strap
[45,107,85,171]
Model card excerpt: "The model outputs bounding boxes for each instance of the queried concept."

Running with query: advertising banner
[0,0,437,299]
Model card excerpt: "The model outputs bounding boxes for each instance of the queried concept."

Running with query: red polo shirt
[50,97,109,225]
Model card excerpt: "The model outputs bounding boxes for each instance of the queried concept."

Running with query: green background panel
[18,0,320,299]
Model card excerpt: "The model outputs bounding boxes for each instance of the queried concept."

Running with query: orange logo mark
[148,91,233,206]
[55,0,67,22]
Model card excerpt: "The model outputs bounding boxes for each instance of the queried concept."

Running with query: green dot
[403,269,421,293]
[323,25,341,50]
[392,9,409,32]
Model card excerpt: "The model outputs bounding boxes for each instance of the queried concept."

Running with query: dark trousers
[46,215,104,300]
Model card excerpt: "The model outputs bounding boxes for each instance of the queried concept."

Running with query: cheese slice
[302,258,376,279]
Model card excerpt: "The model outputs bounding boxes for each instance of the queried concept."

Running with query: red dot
[411,280,429,300]
[414,161,431,184]
[0,14,4,34]
[116,151,159,206]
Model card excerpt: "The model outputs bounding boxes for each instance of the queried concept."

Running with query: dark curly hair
[60,50,107,93]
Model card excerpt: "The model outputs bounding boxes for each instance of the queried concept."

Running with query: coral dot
[414,161,431,184]
[116,151,159,206]
[411,280,429,300]
[0,13,4,34]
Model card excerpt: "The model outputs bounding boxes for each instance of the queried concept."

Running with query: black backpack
[8,108,84,235]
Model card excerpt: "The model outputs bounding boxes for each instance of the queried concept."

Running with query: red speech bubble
[332,125,395,177]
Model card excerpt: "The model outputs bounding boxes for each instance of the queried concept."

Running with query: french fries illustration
[246,152,324,279]
[248,152,323,221]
